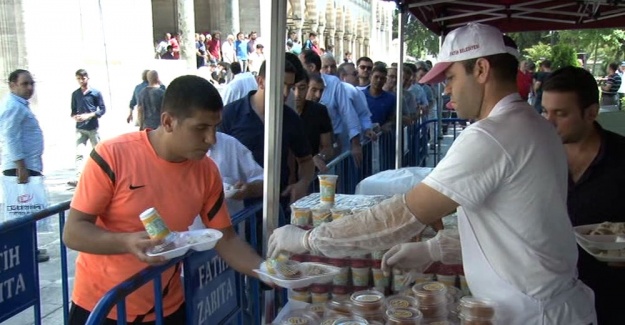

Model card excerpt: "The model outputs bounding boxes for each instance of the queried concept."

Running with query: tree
[551,44,578,69]
[523,42,552,63]
[392,11,440,59]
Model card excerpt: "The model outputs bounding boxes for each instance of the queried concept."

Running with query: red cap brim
[420,62,453,84]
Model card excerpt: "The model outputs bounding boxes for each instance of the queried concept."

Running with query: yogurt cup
[436,274,457,288]
[384,307,423,325]
[385,294,419,310]
[328,258,350,286]
[372,268,390,291]
[311,207,332,227]
[318,174,339,206]
[458,296,496,319]
[330,207,351,221]
[291,206,312,226]
[412,282,448,306]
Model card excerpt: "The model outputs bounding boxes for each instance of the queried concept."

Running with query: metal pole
[394,6,406,169]
[261,0,287,323]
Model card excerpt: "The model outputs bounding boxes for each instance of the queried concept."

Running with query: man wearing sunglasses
[356,57,374,90]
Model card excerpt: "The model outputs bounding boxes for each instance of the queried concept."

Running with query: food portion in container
[588,222,625,235]
[457,296,496,324]
[384,307,423,325]
[412,282,448,306]
[279,311,321,325]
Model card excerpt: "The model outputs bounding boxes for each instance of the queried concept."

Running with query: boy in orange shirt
[63,75,266,324]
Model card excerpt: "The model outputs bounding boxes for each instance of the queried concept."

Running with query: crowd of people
[1,22,624,324]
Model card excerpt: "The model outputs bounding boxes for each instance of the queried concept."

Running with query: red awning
[399,0,625,35]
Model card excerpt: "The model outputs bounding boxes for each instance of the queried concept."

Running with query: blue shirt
[343,82,373,131]
[362,87,396,125]
[219,91,311,190]
[71,87,106,130]
[408,83,428,107]
[0,93,44,172]
[235,40,248,60]
[320,74,361,139]
[129,81,165,109]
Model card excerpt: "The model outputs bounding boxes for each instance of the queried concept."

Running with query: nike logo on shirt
[129,185,145,190]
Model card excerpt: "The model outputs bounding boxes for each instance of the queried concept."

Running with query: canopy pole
[261,0,287,322]
[395,3,406,170]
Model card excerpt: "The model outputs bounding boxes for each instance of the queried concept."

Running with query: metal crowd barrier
[0,201,72,325]
[313,118,467,195]
[86,203,263,325]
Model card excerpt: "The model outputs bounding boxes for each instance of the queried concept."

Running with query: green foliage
[392,12,440,58]
[551,44,579,69]
[523,42,552,63]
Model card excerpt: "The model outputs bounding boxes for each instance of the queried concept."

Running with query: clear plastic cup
[412,282,448,306]
[436,274,457,288]
[311,207,332,227]
[291,205,312,226]
[458,296,496,320]
[318,174,339,206]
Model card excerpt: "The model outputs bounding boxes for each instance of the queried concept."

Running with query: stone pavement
[2,168,78,325]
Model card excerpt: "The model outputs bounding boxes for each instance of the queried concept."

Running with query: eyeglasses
[359,65,373,71]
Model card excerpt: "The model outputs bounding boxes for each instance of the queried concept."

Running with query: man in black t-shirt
[532,59,552,114]
[293,72,334,172]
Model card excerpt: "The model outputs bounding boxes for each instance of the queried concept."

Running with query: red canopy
[400,0,625,35]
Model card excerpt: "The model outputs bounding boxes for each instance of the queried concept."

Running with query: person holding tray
[62,75,267,324]
[269,23,596,325]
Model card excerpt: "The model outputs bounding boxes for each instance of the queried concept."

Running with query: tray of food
[146,229,223,259]
[254,260,340,289]
[574,222,625,251]
[223,183,239,199]
[575,222,625,262]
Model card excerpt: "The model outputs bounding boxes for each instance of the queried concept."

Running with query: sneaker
[37,251,50,263]
[67,180,78,187]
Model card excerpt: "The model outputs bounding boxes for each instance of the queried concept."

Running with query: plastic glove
[308,194,427,258]
[381,229,462,275]
[267,225,309,258]
[381,242,433,276]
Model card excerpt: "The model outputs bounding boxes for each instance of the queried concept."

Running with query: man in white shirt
[221,62,258,105]
[269,23,596,325]
[208,132,263,214]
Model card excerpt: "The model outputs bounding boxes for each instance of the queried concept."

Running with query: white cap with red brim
[421,23,518,84]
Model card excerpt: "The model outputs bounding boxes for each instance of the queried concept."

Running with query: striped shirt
[0,93,44,172]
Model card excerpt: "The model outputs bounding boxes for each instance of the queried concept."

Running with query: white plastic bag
[2,176,51,231]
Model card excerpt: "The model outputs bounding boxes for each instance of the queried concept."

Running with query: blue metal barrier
[85,203,263,325]
[312,118,467,195]
[0,201,71,325]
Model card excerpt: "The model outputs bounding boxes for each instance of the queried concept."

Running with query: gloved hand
[267,225,309,258]
[381,229,462,275]
[381,242,433,276]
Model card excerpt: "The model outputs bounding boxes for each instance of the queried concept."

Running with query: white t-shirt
[422,93,578,300]
[208,132,263,214]
[222,73,258,105]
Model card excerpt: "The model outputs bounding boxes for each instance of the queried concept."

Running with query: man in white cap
[268,23,596,324]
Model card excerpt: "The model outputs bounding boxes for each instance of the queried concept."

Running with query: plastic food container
[351,290,385,313]
[417,303,448,319]
[385,295,419,310]
[436,274,457,288]
[333,316,369,325]
[372,268,390,291]
[318,174,339,206]
[384,307,423,325]
[412,282,449,306]
[351,259,371,287]
[311,284,331,304]
[328,258,350,286]
[324,298,353,318]
[146,229,223,259]
[279,311,320,325]
[307,303,326,318]
[458,314,494,325]
[458,296,496,319]
[290,287,311,303]
[392,269,409,294]
[292,205,313,226]
[413,273,435,285]
[330,207,351,221]
[312,207,332,227]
